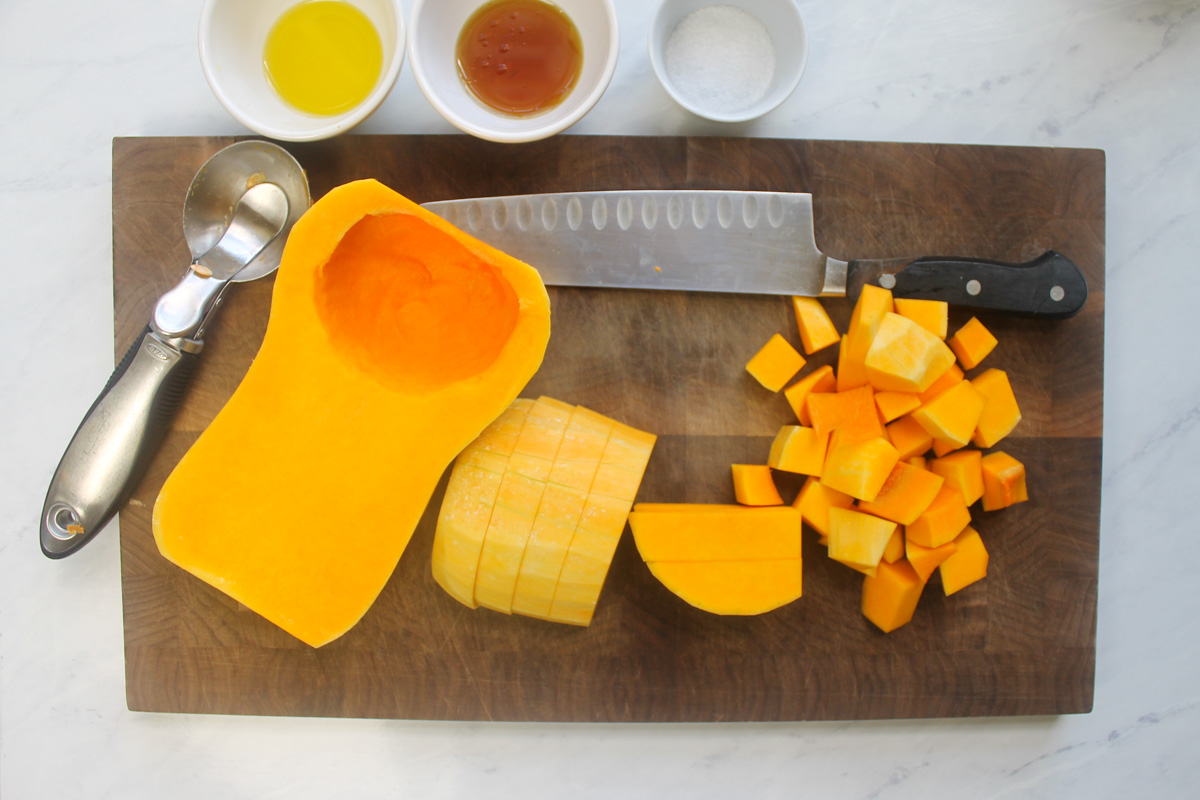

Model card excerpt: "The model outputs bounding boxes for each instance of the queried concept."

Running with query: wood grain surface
[114,135,1104,721]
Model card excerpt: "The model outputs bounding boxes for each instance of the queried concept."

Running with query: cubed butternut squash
[820,433,900,503]
[783,365,836,425]
[858,461,946,525]
[862,559,925,633]
[928,449,984,506]
[874,391,921,423]
[731,464,784,506]
[905,484,971,548]
[864,312,957,393]
[806,385,883,442]
[885,415,934,461]
[792,296,841,354]
[746,333,806,391]
[767,425,830,476]
[905,536,958,582]
[980,451,1029,511]
[893,298,948,339]
[948,316,998,370]
[793,476,855,540]
[827,507,897,571]
[911,379,986,449]
[938,526,988,595]
[970,368,1022,448]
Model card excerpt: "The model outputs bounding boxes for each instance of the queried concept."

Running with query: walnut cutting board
[114,135,1104,721]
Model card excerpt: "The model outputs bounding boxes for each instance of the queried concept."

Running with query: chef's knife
[422,190,1087,318]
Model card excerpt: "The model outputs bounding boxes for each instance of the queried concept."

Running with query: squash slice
[153,179,551,647]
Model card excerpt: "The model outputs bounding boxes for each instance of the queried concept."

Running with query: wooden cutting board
[114,135,1104,721]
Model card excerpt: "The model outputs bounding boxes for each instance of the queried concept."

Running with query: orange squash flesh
[938,526,989,595]
[948,316,998,370]
[647,559,803,616]
[767,425,830,476]
[746,333,806,391]
[793,476,855,541]
[792,296,841,354]
[862,559,925,633]
[783,365,837,425]
[153,179,551,647]
[731,463,784,505]
[858,461,946,526]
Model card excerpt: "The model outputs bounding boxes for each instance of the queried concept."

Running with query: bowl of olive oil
[200,0,405,141]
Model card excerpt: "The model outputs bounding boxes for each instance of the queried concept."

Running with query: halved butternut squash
[153,179,551,647]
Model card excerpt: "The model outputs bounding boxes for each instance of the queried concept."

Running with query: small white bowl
[408,0,619,144]
[199,0,406,142]
[650,0,807,123]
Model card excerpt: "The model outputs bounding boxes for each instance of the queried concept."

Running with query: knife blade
[421,190,1087,318]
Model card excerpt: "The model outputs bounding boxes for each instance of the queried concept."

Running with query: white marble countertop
[2,0,1197,797]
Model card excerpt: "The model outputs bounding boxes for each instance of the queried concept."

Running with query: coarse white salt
[664,5,777,115]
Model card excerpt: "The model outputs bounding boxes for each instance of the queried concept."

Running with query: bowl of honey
[199,0,406,141]
[408,0,619,143]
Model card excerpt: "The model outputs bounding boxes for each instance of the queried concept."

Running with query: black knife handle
[849,251,1088,319]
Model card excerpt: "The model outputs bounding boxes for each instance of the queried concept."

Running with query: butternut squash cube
[980,451,1029,511]
[647,559,803,615]
[874,391,921,423]
[882,526,906,564]
[928,449,984,506]
[767,425,831,476]
[905,536,958,582]
[918,363,964,405]
[938,526,988,595]
[931,437,963,457]
[806,385,883,442]
[793,476,855,539]
[628,504,802,561]
[905,484,971,548]
[885,415,934,461]
[970,368,1022,448]
[791,296,840,354]
[861,558,925,633]
[783,365,836,425]
[836,334,869,392]
[948,316,998,370]
[746,333,806,392]
[864,312,957,393]
[827,507,898,570]
[820,433,900,502]
[893,298,948,339]
[911,379,986,449]
[731,464,784,506]
[908,455,927,470]
[858,461,946,525]
[839,285,894,391]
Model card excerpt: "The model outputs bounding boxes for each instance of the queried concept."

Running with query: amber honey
[456,0,583,117]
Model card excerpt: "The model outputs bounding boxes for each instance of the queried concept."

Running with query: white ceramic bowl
[408,0,619,144]
[649,0,807,123]
[199,0,406,142]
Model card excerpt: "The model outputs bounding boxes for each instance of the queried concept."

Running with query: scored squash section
[152,179,551,648]
[431,397,656,626]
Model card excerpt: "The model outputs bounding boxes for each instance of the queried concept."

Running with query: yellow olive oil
[264,1,383,116]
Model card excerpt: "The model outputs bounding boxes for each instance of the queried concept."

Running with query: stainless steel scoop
[40,141,311,559]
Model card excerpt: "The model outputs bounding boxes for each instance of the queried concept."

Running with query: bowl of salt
[649,0,807,123]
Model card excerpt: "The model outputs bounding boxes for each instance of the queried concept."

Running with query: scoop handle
[40,326,199,558]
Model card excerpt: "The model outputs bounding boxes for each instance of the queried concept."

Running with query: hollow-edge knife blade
[421,190,849,297]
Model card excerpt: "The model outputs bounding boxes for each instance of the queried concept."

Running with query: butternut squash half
[152,179,551,647]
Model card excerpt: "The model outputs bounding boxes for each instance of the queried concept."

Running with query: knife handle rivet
[878,274,896,290]
[1050,285,1065,302]
[966,279,982,296]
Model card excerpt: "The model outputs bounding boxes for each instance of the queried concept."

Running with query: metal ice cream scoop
[40,141,310,558]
